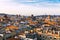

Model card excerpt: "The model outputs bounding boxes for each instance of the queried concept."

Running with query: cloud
[0,0,60,15]
[14,0,60,7]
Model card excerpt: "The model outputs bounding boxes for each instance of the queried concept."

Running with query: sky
[0,0,60,16]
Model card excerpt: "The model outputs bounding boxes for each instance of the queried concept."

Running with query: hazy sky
[0,0,60,15]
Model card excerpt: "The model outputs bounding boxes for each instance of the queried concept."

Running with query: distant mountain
[0,13,60,17]
[0,13,16,16]
[0,13,7,15]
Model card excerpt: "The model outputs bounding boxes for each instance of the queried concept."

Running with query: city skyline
[0,0,60,16]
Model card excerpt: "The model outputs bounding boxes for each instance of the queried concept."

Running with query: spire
[47,15,50,19]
